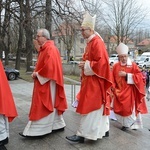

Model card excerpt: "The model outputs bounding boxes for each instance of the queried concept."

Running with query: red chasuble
[76,35,112,115]
[0,60,18,122]
[112,62,148,116]
[29,41,67,121]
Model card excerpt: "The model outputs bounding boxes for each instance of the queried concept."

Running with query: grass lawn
[19,67,80,84]
[19,67,34,82]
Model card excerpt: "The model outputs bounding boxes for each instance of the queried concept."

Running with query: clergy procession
[0,11,149,150]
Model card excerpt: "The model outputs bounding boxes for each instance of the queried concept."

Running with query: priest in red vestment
[66,11,112,143]
[112,43,148,131]
[19,28,67,137]
[0,60,18,148]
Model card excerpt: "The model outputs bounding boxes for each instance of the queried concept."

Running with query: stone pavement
[4,79,150,150]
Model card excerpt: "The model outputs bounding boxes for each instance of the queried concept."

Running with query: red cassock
[76,36,112,115]
[0,60,18,122]
[112,62,148,116]
[29,41,67,121]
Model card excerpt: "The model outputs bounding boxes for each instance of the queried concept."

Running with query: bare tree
[15,0,24,70]
[45,0,52,37]
[1,0,84,67]
[23,0,34,71]
[51,0,82,61]
[101,0,147,45]
[80,0,105,33]
[0,0,4,60]
[0,0,12,65]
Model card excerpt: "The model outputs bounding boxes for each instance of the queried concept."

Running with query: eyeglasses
[36,35,44,38]
[79,28,90,32]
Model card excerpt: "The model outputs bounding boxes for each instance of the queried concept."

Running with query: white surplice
[115,111,143,129]
[76,59,109,140]
[23,74,66,136]
[114,69,143,129]
[76,105,109,140]
[0,115,9,141]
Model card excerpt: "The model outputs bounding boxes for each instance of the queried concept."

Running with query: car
[136,56,150,69]
[134,56,141,64]
[109,57,119,65]
[4,67,20,80]
[110,54,118,58]
[109,54,118,65]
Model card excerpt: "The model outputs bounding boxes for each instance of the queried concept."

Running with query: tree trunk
[45,0,52,37]
[15,0,24,70]
[24,0,33,72]
[0,0,10,65]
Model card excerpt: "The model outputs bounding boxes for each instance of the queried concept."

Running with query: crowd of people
[140,67,150,88]
[0,11,149,149]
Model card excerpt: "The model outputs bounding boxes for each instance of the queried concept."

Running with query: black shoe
[132,129,137,131]
[66,135,84,143]
[19,132,49,138]
[104,131,109,137]
[0,137,8,146]
[121,126,128,131]
[19,132,28,137]
[19,132,35,138]
[0,145,7,150]
[52,127,65,133]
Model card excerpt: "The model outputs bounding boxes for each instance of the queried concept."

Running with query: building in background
[52,23,148,60]
[137,38,150,54]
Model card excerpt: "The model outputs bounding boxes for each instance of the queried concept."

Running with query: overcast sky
[138,0,150,29]
[139,0,150,7]
[78,0,150,30]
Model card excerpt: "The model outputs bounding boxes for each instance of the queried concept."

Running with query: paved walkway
[4,79,150,150]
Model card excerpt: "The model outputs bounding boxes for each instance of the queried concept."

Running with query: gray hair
[37,28,50,40]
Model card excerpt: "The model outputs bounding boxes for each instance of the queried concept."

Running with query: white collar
[94,31,103,41]
[86,34,96,43]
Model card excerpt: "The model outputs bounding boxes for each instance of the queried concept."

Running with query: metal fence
[64,76,80,103]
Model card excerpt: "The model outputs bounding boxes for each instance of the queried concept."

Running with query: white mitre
[81,11,96,30]
[116,43,129,55]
